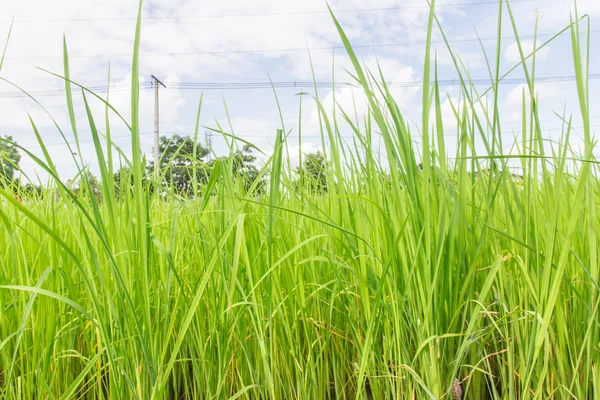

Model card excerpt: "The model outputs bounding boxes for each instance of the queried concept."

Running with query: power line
[5,30,598,61]
[0,73,597,98]
[154,125,600,140]
[166,74,600,90]
[0,1,536,24]
[162,115,600,131]
[0,84,139,98]
[26,132,154,149]
[20,123,600,152]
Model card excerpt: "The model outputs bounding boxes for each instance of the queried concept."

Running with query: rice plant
[0,0,598,398]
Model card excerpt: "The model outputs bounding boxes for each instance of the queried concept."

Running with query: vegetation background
[0,0,599,398]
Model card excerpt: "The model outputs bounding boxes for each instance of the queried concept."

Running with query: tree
[295,151,328,193]
[210,144,264,193]
[69,169,102,200]
[20,183,42,198]
[150,134,210,196]
[0,136,21,185]
[113,166,151,199]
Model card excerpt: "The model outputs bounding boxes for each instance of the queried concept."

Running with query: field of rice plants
[1,1,599,398]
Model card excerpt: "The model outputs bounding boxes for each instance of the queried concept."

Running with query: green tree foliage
[113,166,152,199]
[150,134,210,196]
[210,144,264,193]
[295,151,328,193]
[0,136,21,185]
[69,169,102,200]
[20,182,42,198]
[150,135,263,196]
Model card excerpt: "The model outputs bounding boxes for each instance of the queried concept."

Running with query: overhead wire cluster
[2,0,596,155]
[0,74,598,99]
[0,0,536,24]
[5,29,599,61]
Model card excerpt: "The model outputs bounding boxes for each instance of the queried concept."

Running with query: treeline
[0,136,43,197]
[0,134,329,199]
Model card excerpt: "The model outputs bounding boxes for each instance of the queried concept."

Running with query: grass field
[1,1,599,398]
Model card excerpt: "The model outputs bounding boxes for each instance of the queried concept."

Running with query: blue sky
[0,0,598,181]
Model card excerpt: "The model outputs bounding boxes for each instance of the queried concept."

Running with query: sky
[0,0,599,182]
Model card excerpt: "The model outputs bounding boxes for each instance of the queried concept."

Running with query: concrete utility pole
[151,75,166,177]
[205,130,213,161]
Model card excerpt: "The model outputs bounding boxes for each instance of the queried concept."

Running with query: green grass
[1,1,599,398]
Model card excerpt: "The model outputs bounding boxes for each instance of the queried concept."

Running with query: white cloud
[310,57,418,124]
[504,40,550,64]
[0,0,596,180]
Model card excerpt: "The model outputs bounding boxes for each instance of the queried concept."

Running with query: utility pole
[151,75,166,177]
[205,131,213,161]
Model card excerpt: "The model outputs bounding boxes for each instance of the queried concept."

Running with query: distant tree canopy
[209,144,264,193]
[296,151,328,193]
[20,183,42,197]
[69,169,102,199]
[144,134,264,197]
[2,133,307,200]
[113,166,152,199]
[147,134,210,195]
[0,136,21,185]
